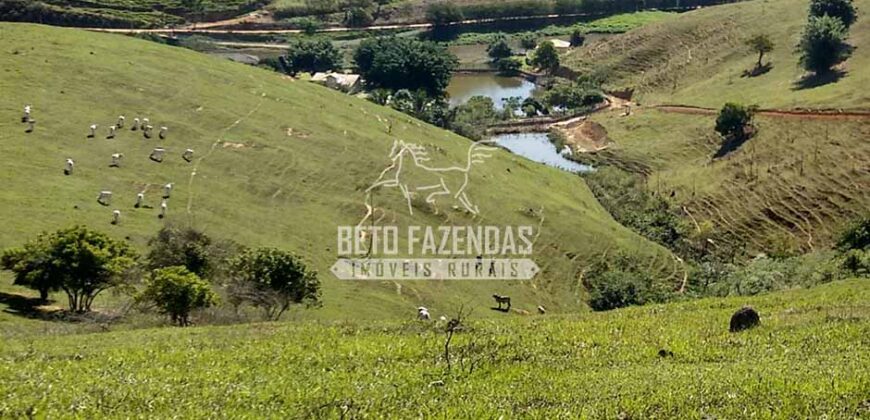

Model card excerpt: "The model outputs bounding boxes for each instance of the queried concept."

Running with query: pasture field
[563,0,870,254]
[1,279,868,417]
[0,22,677,320]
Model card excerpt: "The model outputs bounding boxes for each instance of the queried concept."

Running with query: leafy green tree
[181,0,206,28]
[353,36,458,95]
[486,33,512,62]
[501,96,522,119]
[809,0,857,28]
[138,266,218,326]
[228,248,320,320]
[569,29,585,47]
[345,7,373,27]
[146,225,238,280]
[715,103,756,141]
[0,226,137,312]
[531,40,560,73]
[798,15,849,74]
[518,33,537,50]
[836,215,870,251]
[289,17,322,35]
[449,95,498,140]
[285,37,342,74]
[543,82,604,110]
[495,57,521,75]
[745,33,774,69]
[425,1,464,26]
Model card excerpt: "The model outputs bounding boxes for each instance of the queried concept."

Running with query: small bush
[139,266,218,326]
[836,215,870,251]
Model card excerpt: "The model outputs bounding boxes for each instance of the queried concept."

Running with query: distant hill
[562,0,870,255]
[0,23,675,319]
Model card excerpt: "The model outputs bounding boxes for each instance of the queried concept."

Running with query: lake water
[446,73,539,109]
[493,133,591,173]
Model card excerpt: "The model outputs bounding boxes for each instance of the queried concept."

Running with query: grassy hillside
[0,23,677,320]
[565,0,870,109]
[560,0,870,254]
[1,279,868,416]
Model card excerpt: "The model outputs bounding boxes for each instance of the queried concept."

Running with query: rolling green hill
[1,279,868,417]
[562,0,870,255]
[0,23,676,320]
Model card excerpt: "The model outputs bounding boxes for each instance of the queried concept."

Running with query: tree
[543,82,604,110]
[289,17,322,35]
[569,29,585,47]
[146,225,237,280]
[285,37,342,74]
[227,248,320,320]
[798,15,849,74]
[531,40,560,73]
[715,103,756,141]
[518,33,537,50]
[449,95,498,140]
[0,226,137,312]
[425,1,464,26]
[354,36,458,95]
[809,0,857,28]
[138,266,217,326]
[345,7,373,27]
[495,57,521,75]
[486,33,512,62]
[745,33,774,69]
[836,215,870,251]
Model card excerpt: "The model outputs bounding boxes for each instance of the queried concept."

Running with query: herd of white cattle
[22,104,194,225]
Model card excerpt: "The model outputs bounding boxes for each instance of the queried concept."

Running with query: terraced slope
[562,0,870,254]
[0,23,676,319]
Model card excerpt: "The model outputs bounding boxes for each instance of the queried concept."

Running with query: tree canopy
[425,1,464,25]
[531,40,560,73]
[1,226,137,312]
[353,36,458,95]
[285,37,342,75]
[809,0,857,28]
[486,33,513,62]
[798,15,849,74]
[227,248,320,320]
[138,266,218,326]
[715,103,757,141]
[745,34,774,68]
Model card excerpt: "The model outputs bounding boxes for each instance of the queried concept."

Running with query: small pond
[446,73,540,109]
[493,132,591,173]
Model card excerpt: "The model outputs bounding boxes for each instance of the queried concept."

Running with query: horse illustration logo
[359,140,497,225]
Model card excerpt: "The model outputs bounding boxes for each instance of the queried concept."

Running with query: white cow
[417,307,430,321]
[88,124,97,138]
[64,158,74,175]
[22,105,31,122]
[143,125,153,139]
[110,153,123,167]
[97,190,112,206]
[140,118,149,130]
[182,148,194,162]
[117,115,125,128]
[159,126,168,140]
[158,199,168,219]
[131,117,140,131]
[149,147,165,162]
[163,183,173,198]
[107,125,116,139]
[111,210,121,225]
[134,192,144,208]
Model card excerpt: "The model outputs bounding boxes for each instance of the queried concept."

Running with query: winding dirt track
[653,104,870,121]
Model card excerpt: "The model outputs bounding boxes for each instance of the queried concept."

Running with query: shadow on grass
[793,68,847,90]
[713,135,752,159]
[0,292,61,320]
[741,63,772,78]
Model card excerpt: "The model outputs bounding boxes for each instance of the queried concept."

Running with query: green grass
[1,279,868,417]
[559,0,870,254]
[0,23,677,321]
[565,0,870,109]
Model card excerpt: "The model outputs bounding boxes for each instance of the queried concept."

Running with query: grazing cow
[134,192,144,208]
[111,210,121,225]
[117,115,125,128]
[25,119,35,133]
[182,148,194,162]
[131,118,140,131]
[159,126,168,139]
[22,105,31,123]
[88,124,97,138]
[537,305,546,315]
[97,191,112,206]
[140,118,149,130]
[107,125,116,139]
[64,158,74,175]
[158,199,168,219]
[149,148,165,162]
[143,125,153,139]
[417,307,430,321]
[110,153,123,167]
[492,294,511,311]
[162,183,173,199]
